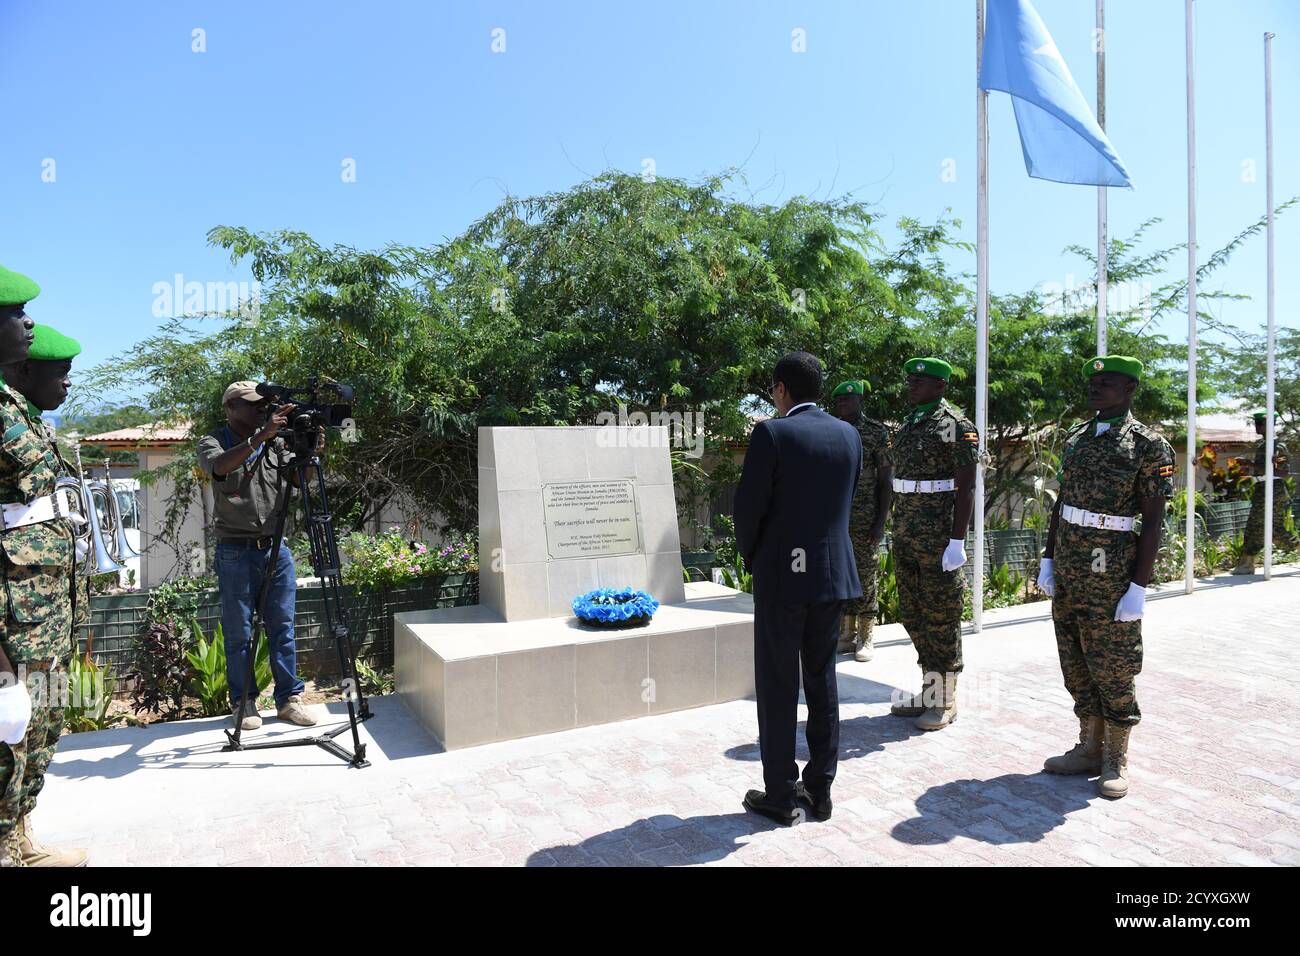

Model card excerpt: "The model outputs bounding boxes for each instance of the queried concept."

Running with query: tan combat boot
[915,672,958,731]
[17,815,87,867]
[1098,722,1132,799]
[1043,715,1104,775]
[0,829,24,868]
[853,618,875,663]
[836,614,857,654]
[1232,554,1257,575]
[890,670,929,717]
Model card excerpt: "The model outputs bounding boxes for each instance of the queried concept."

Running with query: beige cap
[222,380,263,405]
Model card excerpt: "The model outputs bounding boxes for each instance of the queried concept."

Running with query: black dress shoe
[795,782,833,821]
[743,789,805,826]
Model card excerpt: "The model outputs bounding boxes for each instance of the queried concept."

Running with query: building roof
[80,421,192,448]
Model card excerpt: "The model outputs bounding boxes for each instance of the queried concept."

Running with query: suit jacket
[733,404,863,604]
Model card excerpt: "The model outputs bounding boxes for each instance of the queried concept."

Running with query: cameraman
[196,381,321,731]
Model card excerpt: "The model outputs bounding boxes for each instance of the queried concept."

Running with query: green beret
[1082,355,1143,381]
[28,324,81,361]
[0,263,40,307]
[903,357,952,381]
[832,380,866,398]
[1252,410,1279,422]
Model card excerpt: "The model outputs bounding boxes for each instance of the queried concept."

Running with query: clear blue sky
[2,0,1297,404]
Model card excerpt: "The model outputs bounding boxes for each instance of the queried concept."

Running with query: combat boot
[853,618,875,663]
[915,672,958,731]
[1098,722,1132,799]
[17,815,87,868]
[1043,715,1104,775]
[0,828,25,867]
[836,614,857,654]
[890,670,929,717]
[1232,554,1256,575]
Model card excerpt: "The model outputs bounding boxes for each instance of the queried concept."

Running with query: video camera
[255,379,354,458]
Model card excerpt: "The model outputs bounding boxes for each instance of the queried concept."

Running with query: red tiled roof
[81,421,192,446]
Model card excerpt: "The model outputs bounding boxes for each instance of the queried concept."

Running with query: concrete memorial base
[395,581,754,749]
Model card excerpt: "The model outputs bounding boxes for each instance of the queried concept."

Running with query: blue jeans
[215,541,304,708]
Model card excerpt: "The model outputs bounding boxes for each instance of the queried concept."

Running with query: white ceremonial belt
[892,478,956,494]
[0,494,70,532]
[1060,504,1135,532]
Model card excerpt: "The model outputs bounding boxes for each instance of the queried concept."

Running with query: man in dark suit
[733,352,863,826]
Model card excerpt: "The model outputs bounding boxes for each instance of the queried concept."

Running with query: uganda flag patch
[963,431,979,444]
[1158,464,1174,478]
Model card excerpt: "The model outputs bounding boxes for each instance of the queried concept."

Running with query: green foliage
[184,620,272,718]
[718,551,753,594]
[64,653,116,734]
[146,575,217,630]
[984,562,1025,609]
[72,171,1289,545]
[354,658,395,697]
[339,529,476,588]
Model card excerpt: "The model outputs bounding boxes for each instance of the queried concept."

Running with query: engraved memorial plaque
[542,479,641,560]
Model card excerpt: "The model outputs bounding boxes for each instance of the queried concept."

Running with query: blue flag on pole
[979,0,1133,187]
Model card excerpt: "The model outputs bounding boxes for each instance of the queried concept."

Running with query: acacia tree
[74,170,1286,569]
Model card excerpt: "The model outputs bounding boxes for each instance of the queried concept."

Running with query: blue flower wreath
[571,587,660,628]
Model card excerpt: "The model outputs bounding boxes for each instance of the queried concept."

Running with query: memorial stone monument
[395,425,755,749]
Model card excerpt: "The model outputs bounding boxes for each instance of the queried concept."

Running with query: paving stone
[34,567,1300,867]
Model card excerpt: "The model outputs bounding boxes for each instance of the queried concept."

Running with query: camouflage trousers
[1053,576,1142,726]
[844,529,879,619]
[0,670,66,845]
[894,546,963,674]
[1243,482,1296,555]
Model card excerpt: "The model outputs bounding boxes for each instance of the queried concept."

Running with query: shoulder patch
[2,421,28,443]
[1158,464,1174,478]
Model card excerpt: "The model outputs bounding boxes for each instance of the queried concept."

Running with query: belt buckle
[1085,512,1101,529]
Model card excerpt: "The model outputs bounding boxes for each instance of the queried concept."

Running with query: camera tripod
[222,440,373,768]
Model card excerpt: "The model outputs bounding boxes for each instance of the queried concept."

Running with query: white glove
[941,538,967,572]
[1037,558,1055,597]
[75,537,89,563]
[1114,582,1147,622]
[0,682,32,746]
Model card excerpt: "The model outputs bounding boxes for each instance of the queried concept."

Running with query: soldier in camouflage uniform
[1233,410,1295,574]
[1038,356,1173,800]
[1,323,89,865]
[0,267,86,867]
[887,358,979,731]
[830,379,892,663]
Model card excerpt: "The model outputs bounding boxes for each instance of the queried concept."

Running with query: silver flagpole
[1097,0,1108,355]
[1264,30,1276,580]
[974,0,989,631]
[1184,0,1198,595]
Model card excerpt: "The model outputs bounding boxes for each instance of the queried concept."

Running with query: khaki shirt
[196,427,293,539]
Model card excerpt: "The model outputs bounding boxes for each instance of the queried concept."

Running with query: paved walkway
[35,567,1300,866]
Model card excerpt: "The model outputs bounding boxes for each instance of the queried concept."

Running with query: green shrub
[64,652,117,733]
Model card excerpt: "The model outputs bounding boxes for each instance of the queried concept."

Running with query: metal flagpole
[974,0,989,631]
[1264,30,1276,580]
[1096,0,1108,355]
[1184,0,1197,595]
